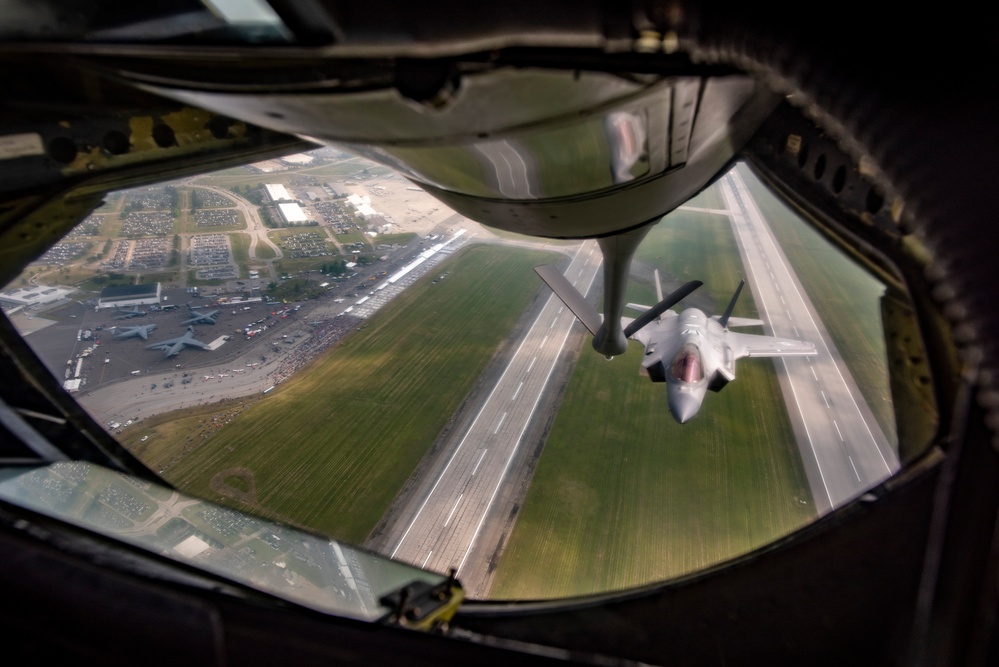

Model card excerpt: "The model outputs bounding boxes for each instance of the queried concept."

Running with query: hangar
[96,283,161,310]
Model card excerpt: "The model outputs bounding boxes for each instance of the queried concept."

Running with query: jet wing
[146,336,183,350]
[727,332,817,359]
[626,312,678,349]
[713,316,764,328]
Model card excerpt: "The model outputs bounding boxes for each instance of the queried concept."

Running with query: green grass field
[161,244,560,543]
[335,231,370,246]
[490,345,814,599]
[229,233,250,273]
[136,271,179,285]
[254,240,277,260]
[374,232,417,246]
[490,190,816,599]
[735,165,897,446]
[273,257,340,276]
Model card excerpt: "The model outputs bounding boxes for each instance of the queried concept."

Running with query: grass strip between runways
[163,243,562,544]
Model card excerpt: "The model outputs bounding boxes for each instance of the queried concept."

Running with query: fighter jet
[146,326,211,359]
[111,324,158,341]
[112,305,147,320]
[181,303,219,326]
[536,266,817,423]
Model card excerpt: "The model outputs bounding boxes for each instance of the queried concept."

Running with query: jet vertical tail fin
[534,265,601,335]
[718,279,745,329]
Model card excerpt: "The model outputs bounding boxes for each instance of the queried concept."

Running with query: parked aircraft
[536,266,816,422]
[112,305,147,320]
[145,327,211,358]
[181,304,219,326]
[111,324,158,341]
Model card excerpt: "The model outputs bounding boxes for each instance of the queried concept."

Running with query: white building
[278,202,309,224]
[0,285,74,311]
[347,193,378,219]
[96,283,161,309]
[265,183,293,202]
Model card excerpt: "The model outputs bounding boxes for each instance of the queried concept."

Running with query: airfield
[8,153,902,601]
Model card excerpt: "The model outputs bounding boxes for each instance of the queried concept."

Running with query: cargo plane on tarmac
[181,303,220,326]
[112,305,148,320]
[146,326,211,359]
[111,323,158,341]
[535,266,817,423]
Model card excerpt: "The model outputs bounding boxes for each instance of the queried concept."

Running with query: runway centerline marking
[834,420,844,441]
[422,550,433,568]
[471,449,487,476]
[494,412,507,434]
[527,356,537,372]
[511,381,523,400]
[444,494,463,527]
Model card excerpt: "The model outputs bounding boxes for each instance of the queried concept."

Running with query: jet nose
[669,390,701,424]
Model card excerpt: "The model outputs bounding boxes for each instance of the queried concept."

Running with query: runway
[381,168,898,591]
[720,167,899,511]
[384,240,602,587]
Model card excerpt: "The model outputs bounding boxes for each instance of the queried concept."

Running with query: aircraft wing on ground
[726,332,817,359]
[145,328,211,357]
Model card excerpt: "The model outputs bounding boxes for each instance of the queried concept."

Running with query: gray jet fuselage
[535,265,816,424]
[634,309,730,424]
[632,307,814,423]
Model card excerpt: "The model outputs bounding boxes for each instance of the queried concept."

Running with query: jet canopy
[669,344,704,384]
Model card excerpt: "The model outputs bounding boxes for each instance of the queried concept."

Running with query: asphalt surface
[382,240,601,588]
[720,169,899,512]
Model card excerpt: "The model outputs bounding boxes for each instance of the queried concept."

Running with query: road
[719,168,899,512]
[383,240,601,590]
[196,186,284,279]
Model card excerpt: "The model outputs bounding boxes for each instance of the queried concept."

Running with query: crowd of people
[265,314,364,385]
